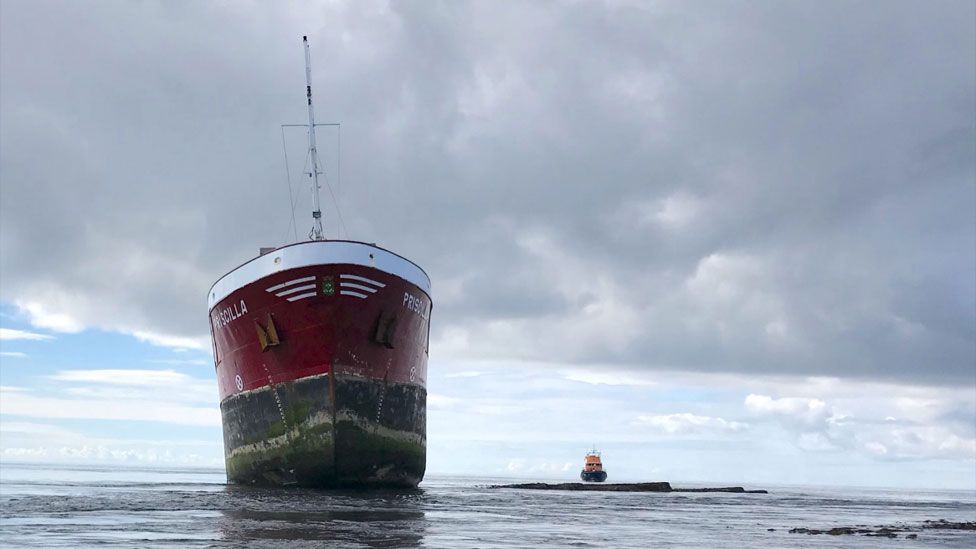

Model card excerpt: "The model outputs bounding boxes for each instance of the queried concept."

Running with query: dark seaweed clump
[789,519,976,539]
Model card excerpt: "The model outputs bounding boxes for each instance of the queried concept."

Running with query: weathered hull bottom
[220,372,426,488]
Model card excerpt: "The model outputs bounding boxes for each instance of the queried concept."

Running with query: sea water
[1,462,973,547]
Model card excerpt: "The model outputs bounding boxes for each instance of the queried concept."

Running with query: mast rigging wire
[279,139,312,245]
[317,145,348,240]
[280,126,299,242]
[279,124,346,241]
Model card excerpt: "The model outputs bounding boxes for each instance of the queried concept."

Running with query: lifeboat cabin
[580,449,608,482]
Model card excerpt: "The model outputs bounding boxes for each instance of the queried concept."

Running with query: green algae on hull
[220,373,427,488]
[225,419,425,487]
[224,417,336,485]
[333,419,426,487]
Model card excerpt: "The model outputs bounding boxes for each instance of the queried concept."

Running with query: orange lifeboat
[580,448,608,482]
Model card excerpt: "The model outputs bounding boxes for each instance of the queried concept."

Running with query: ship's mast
[303,35,325,241]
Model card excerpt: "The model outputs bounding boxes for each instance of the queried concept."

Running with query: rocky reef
[789,519,976,539]
[490,482,767,493]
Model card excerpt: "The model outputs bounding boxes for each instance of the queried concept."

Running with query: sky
[0,0,974,489]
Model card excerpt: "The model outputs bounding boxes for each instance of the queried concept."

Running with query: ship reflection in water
[216,485,427,547]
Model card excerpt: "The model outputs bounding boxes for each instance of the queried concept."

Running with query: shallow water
[1,463,974,547]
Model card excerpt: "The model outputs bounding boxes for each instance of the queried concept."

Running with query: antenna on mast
[303,35,325,241]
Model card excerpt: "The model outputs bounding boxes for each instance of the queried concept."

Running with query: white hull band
[209,240,431,310]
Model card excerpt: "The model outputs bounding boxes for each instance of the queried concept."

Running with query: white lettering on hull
[212,299,248,330]
[403,292,429,319]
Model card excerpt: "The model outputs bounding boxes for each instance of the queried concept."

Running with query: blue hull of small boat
[580,471,607,482]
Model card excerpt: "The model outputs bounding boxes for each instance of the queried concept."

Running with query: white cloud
[444,370,488,378]
[2,447,47,458]
[865,426,976,461]
[864,441,888,456]
[503,458,573,476]
[3,369,218,426]
[45,368,216,405]
[744,394,830,428]
[937,434,976,457]
[0,420,223,467]
[15,301,83,333]
[683,255,788,331]
[0,386,219,426]
[427,393,462,409]
[130,330,210,351]
[745,393,827,415]
[50,445,221,466]
[469,402,535,417]
[634,412,747,435]
[506,458,525,472]
[12,294,211,352]
[891,396,949,424]
[50,368,192,386]
[0,328,53,341]
[0,351,28,358]
[0,421,79,437]
[742,392,976,461]
[563,370,658,387]
[797,432,838,451]
[147,358,210,366]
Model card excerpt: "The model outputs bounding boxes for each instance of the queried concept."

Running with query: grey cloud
[1,1,973,382]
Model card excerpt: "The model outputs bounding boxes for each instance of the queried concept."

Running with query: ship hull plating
[221,373,426,487]
[580,471,607,482]
[208,241,431,488]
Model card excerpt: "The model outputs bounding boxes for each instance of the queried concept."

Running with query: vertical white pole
[303,35,325,241]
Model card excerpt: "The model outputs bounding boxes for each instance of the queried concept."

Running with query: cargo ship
[580,449,607,482]
[207,37,431,488]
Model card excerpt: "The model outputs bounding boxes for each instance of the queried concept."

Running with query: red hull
[208,241,431,486]
[210,263,429,400]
